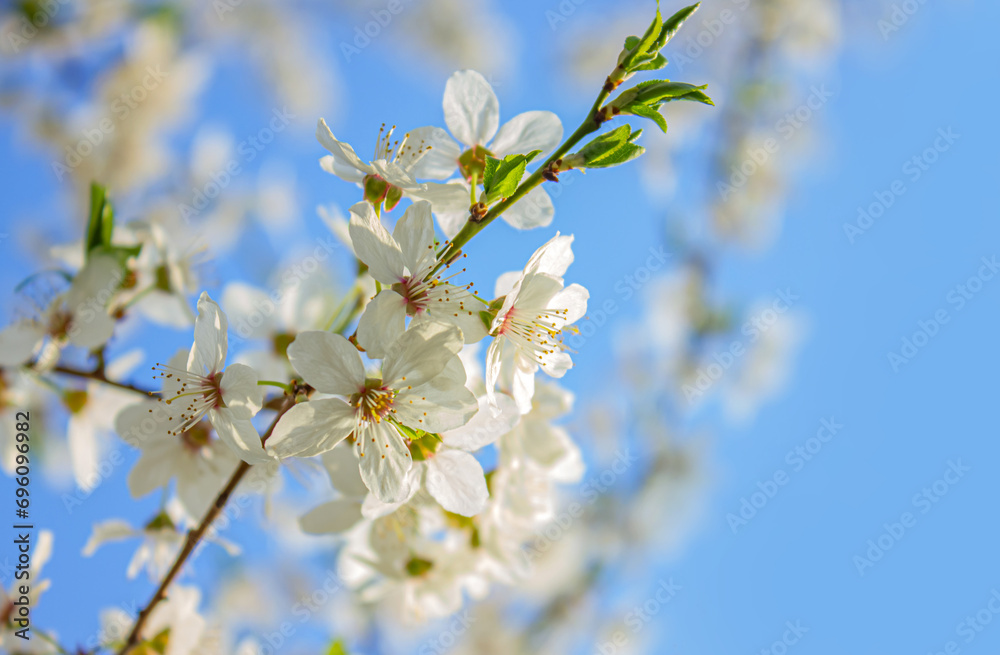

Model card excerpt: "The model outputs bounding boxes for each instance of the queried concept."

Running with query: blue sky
[1,0,997,652]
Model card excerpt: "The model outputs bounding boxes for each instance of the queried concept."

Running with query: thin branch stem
[115,392,299,655]
[435,83,612,267]
[51,365,153,396]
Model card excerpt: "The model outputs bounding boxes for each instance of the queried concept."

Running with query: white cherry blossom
[348,200,486,356]
[486,233,589,413]
[0,254,122,368]
[147,292,269,465]
[116,350,241,520]
[268,320,477,503]
[83,502,239,581]
[499,380,583,483]
[99,584,207,655]
[408,69,564,235]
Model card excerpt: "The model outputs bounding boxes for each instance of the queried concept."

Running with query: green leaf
[590,142,646,168]
[85,183,115,259]
[575,125,631,160]
[523,149,543,163]
[634,81,711,105]
[626,103,669,133]
[483,153,528,203]
[632,53,668,72]
[634,3,663,61]
[679,89,715,106]
[568,125,646,169]
[619,2,664,73]
[482,155,500,188]
[653,3,700,51]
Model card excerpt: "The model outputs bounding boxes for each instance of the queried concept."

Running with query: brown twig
[51,364,153,396]
[115,391,299,655]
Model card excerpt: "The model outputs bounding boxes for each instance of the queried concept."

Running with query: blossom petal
[210,408,272,464]
[287,331,365,396]
[415,286,488,344]
[443,70,500,147]
[381,320,464,389]
[348,201,405,284]
[512,272,564,311]
[533,380,574,418]
[511,352,539,414]
[550,282,589,325]
[393,201,436,275]
[409,181,471,216]
[127,443,175,500]
[493,271,521,298]
[370,160,423,191]
[490,110,564,158]
[68,311,116,351]
[322,445,368,497]
[68,414,101,491]
[316,118,369,182]
[66,255,122,350]
[66,254,119,350]
[115,400,178,447]
[501,185,554,231]
[358,421,412,503]
[320,156,366,183]
[188,292,228,376]
[405,126,462,180]
[525,232,575,277]
[82,519,136,557]
[442,393,520,451]
[357,290,406,360]
[425,449,488,517]
[66,253,121,311]
[540,351,573,379]
[220,363,263,419]
[484,337,504,410]
[0,322,44,366]
[266,398,356,459]
[394,377,478,433]
[361,467,420,519]
[434,208,469,240]
[299,499,363,535]
[490,273,562,335]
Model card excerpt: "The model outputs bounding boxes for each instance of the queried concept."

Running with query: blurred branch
[50,364,153,396]
[116,389,301,655]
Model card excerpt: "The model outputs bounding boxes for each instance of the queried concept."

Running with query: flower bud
[385,184,404,211]
[362,174,389,207]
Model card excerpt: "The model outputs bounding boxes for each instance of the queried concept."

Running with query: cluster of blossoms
[0,3,727,652]
[0,67,595,646]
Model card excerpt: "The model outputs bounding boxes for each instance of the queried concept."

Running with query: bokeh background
[0,0,996,653]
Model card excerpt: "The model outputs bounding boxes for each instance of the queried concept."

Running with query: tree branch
[51,364,153,396]
[115,391,299,655]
